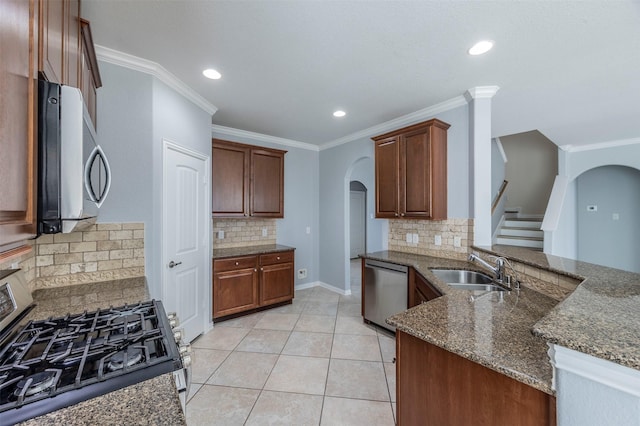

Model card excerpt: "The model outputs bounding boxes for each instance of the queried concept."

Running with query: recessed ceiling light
[468,40,494,56]
[333,110,346,118]
[202,68,222,80]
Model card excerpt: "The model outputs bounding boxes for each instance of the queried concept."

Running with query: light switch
[587,205,597,212]
[613,213,620,221]
[454,236,461,247]
[217,230,225,239]
[306,226,311,234]
[412,233,419,244]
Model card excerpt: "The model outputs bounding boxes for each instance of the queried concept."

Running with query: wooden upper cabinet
[251,149,285,217]
[39,0,64,84]
[373,119,450,220]
[212,139,286,218]
[39,1,101,127]
[0,0,38,249]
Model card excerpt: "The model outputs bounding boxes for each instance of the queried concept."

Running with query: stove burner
[14,371,57,397]
[112,315,142,333]
[107,347,143,371]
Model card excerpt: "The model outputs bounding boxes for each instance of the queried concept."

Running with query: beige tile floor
[186,260,397,425]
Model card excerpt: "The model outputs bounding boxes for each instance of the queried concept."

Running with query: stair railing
[491,180,508,214]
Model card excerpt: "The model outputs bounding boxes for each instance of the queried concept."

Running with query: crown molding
[319,95,468,151]
[464,86,501,101]
[211,125,319,152]
[559,137,640,152]
[95,45,218,116]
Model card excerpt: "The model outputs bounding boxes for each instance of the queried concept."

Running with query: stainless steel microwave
[38,80,111,234]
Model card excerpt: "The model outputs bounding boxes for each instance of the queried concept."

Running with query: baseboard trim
[295,281,351,296]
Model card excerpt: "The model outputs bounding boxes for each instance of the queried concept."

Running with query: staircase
[496,212,544,251]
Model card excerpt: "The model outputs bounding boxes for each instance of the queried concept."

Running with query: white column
[465,86,500,247]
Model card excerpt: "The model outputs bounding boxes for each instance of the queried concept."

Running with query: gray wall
[576,165,640,273]
[500,130,557,215]
[96,61,213,298]
[319,104,469,292]
[210,132,320,287]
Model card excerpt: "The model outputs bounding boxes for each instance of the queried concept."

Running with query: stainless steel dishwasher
[363,259,408,332]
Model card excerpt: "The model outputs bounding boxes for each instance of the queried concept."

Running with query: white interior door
[163,141,209,343]
[350,190,366,258]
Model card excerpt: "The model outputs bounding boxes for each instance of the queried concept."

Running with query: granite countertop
[364,251,558,395]
[15,277,187,426]
[476,245,640,371]
[213,243,295,259]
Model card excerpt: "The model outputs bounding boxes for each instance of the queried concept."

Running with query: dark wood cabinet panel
[212,139,286,218]
[213,250,295,320]
[213,266,259,318]
[260,261,294,306]
[408,270,442,308]
[251,149,284,217]
[212,142,249,217]
[374,137,400,218]
[39,0,64,84]
[373,119,450,220]
[0,0,38,248]
[78,18,101,128]
[397,331,556,426]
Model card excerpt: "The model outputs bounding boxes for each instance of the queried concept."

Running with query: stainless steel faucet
[468,253,505,284]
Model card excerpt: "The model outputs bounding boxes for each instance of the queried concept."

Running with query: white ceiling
[83,1,640,148]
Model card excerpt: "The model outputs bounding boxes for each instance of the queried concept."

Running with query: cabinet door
[65,0,79,87]
[0,0,38,249]
[401,129,432,218]
[39,0,64,84]
[250,149,284,218]
[259,260,294,306]
[375,137,400,218]
[259,250,294,306]
[213,267,259,318]
[212,141,250,217]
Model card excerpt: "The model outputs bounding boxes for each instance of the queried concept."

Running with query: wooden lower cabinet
[213,250,294,320]
[408,270,442,308]
[397,330,556,426]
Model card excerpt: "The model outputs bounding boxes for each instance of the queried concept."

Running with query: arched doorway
[576,165,640,273]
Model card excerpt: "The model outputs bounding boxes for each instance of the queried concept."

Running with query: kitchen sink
[430,269,508,292]
[446,283,507,292]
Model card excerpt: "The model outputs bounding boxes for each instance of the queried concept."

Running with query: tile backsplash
[388,218,473,260]
[213,218,276,249]
[0,223,144,292]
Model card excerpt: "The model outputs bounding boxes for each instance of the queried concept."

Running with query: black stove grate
[0,300,181,426]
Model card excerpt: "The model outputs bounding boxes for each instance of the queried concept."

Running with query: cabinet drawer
[214,256,258,272]
[260,250,294,266]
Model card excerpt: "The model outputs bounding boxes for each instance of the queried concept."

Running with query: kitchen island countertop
[365,251,558,395]
[16,276,186,426]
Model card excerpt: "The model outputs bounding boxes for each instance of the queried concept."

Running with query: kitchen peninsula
[362,245,640,425]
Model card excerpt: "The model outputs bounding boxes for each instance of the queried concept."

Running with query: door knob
[169,261,182,268]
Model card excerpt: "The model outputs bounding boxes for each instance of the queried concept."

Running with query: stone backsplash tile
[0,223,145,292]
[388,218,473,260]
[213,218,277,249]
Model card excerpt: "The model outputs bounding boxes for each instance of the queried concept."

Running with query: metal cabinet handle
[235,261,239,266]
[260,267,264,271]
[169,261,182,268]
[254,268,257,272]
[394,213,399,217]
[276,256,280,260]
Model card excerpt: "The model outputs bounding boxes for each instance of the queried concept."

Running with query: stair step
[496,235,544,249]
[504,219,542,229]
[500,227,544,238]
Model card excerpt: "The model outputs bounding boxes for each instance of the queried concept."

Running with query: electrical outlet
[434,235,442,246]
[454,236,461,247]
[217,230,225,239]
[406,233,412,243]
[412,233,419,244]
[262,227,268,237]
[297,268,308,279]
